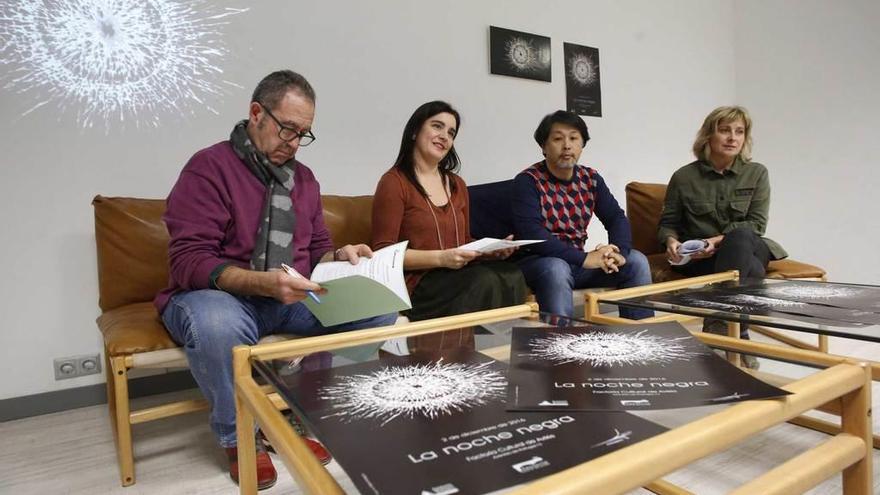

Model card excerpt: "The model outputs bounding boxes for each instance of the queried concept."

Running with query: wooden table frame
[232,303,873,494]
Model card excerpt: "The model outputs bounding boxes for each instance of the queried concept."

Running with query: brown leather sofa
[93,194,373,486]
[625,182,826,282]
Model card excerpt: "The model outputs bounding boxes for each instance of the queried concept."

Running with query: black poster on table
[563,42,602,117]
[733,279,880,315]
[272,350,666,495]
[643,285,879,327]
[507,323,790,412]
[489,26,552,82]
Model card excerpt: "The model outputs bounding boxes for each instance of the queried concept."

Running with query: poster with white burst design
[634,281,880,327]
[489,26,551,82]
[735,279,880,315]
[506,323,789,412]
[563,42,601,117]
[256,350,666,495]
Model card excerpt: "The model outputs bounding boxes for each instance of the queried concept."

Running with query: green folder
[302,275,411,327]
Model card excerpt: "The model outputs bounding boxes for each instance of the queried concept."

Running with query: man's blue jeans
[517,250,655,319]
[162,289,398,448]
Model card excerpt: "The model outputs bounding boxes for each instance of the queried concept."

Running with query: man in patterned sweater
[511,110,653,318]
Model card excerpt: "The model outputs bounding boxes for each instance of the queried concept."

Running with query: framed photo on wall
[489,26,551,82]
[564,42,602,116]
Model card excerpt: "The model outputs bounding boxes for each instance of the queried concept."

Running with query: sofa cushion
[647,255,826,283]
[93,196,170,312]
[97,302,178,356]
[625,182,666,256]
[766,259,826,279]
[468,180,515,239]
[321,195,374,248]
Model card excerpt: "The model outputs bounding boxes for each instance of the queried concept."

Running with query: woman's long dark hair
[393,100,461,198]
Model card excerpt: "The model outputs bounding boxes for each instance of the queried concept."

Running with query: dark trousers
[673,227,771,337]
[406,261,528,353]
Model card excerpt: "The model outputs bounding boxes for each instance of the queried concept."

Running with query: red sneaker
[263,414,333,465]
[303,436,332,465]
[289,413,332,465]
[225,437,277,490]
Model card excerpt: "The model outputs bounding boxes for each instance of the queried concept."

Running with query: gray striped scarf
[230,120,297,271]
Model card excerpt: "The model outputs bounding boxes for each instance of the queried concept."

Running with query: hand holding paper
[301,241,411,326]
[280,263,322,304]
[668,239,710,266]
[458,237,544,254]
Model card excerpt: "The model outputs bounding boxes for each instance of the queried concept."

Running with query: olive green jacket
[657,158,787,260]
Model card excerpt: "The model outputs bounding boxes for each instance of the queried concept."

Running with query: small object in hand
[678,239,710,255]
[280,263,322,304]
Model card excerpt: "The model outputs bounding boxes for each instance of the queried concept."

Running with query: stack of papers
[458,237,544,253]
[668,239,709,266]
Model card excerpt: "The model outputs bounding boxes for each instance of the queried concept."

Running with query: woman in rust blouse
[372,101,527,337]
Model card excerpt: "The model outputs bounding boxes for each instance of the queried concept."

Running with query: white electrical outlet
[54,353,102,380]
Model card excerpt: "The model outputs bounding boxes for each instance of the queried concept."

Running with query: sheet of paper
[311,241,410,305]
[678,239,708,255]
[303,241,411,327]
[458,237,544,253]
[668,239,708,266]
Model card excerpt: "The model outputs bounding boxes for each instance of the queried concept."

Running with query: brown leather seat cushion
[647,254,826,283]
[97,302,178,356]
[625,182,826,281]
[766,259,826,279]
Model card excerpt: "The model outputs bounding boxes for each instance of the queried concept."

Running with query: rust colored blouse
[372,167,471,293]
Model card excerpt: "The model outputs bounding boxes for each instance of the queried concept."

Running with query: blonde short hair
[692,106,753,162]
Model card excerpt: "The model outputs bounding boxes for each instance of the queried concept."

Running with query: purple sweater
[154,141,333,313]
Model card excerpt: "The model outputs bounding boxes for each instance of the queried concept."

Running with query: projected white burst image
[318,360,507,426]
[529,329,696,367]
[0,0,247,128]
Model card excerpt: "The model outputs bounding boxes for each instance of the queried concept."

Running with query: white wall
[1,0,739,399]
[734,0,880,284]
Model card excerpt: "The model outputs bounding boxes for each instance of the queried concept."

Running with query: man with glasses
[155,70,397,489]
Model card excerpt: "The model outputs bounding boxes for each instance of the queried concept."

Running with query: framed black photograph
[489,26,551,82]
[564,42,602,116]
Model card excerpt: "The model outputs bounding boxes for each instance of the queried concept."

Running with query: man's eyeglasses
[258,102,316,146]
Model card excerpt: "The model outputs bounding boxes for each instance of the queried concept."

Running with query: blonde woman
[658,106,787,367]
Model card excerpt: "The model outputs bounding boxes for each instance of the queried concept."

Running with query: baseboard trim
[0,371,197,422]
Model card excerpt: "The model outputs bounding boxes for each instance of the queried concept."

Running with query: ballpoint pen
[280,263,322,304]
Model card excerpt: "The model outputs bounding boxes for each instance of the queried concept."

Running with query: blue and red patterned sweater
[511,161,632,267]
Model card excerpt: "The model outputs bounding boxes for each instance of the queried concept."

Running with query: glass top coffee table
[591,272,880,344]
[585,271,880,448]
[232,303,873,494]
